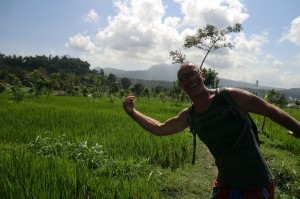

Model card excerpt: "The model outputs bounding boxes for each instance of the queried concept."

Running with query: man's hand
[123,95,135,116]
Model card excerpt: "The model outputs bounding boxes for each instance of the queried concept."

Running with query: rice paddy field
[0,94,299,198]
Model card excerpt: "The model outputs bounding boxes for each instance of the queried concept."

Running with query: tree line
[0,53,190,102]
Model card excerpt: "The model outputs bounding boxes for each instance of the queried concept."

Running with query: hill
[96,63,180,82]
[96,64,300,100]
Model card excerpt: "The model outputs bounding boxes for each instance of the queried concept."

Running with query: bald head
[177,62,200,79]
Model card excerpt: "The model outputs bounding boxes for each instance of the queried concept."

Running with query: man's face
[177,64,205,97]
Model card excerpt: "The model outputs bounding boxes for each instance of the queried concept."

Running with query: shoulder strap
[187,104,197,165]
[217,88,260,146]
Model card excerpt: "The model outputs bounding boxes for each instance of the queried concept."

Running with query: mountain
[95,64,300,100]
[96,63,180,81]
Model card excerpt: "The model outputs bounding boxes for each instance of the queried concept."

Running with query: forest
[0,53,189,102]
[1,52,294,109]
[1,52,300,198]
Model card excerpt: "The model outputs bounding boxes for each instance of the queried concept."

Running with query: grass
[252,113,300,198]
[0,94,299,198]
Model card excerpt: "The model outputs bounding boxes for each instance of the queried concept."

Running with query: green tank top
[188,92,273,188]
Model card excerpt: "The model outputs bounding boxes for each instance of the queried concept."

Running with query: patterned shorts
[210,179,275,199]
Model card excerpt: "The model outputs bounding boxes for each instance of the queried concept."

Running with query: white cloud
[84,9,99,23]
[212,31,294,87]
[280,16,300,46]
[66,34,96,53]
[90,0,252,69]
[273,60,284,67]
[64,0,298,88]
[94,0,184,67]
[164,16,181,28]
[278,72,300,88]
[265,54,273,59]
[234,33,269,55]
[207,32,270,70]
[173,0,249,28]
[296,53,300,65]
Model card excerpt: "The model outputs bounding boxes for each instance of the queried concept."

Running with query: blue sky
[1,0,300,88]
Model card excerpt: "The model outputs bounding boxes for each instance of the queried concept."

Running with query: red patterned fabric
[210,179,275,199]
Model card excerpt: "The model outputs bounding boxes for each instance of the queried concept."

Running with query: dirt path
[160,142,217,199]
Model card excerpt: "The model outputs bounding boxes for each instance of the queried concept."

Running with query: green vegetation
[1,22,299,198]
[0,95,299,198]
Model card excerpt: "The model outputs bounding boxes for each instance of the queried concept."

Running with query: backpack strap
[188,88,260,164]
[187,104,197,164]
[217,88,260,147]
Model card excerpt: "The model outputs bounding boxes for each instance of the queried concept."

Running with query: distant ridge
[95,64,300,100]
[96,63,180,82]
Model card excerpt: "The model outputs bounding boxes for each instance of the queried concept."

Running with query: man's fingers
[288,131,299,138]
[123,96,135,107]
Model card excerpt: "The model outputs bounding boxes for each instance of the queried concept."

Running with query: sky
[1,0,300,88]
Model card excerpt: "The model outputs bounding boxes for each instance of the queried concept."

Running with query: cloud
[65,0,299,87]
[174,0,249,28]
[278,71,300,88]
[65,34,96,52]
[204,32,269,70]
[296,53,300,65]
[91,0,252,69]
[273,60,284,67]
[94,0,184,67]
[280,16,300,46]
[84,9,99,23]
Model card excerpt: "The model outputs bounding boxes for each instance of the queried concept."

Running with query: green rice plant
[272,161,299,198]
[1,94,299,198]
[252,113,300,198]
[0,95,192,170]
[0,95,194,198]
[252,112,300,155]
[0,145,162,198]
[28,133,156,178]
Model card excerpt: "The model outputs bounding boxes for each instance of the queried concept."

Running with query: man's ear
[201,71,206,81]
[178,81,183,88]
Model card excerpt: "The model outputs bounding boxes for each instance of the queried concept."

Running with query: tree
[170,23,242,69]
[295,100,300,107]
[110,82,120,95]
[265,89,287,108]
[187,24,242,69]
[8,74,24,102]
[99,69,104,76]
[45,73,61,96]
[143,88,150,99]
[107,73,117,86]
[169,81,186,103]
[169,24,242,88]
[152,85,167,97]
[120,77,131,90]
[131,83,145,97]
[30,70,47,97]
[87,73,105,98]
[261,89,287,132]
[202,68,219,88]
[169,50,186,64]
[62,73,80,95]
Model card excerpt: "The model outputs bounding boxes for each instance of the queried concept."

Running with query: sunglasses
[178,70,200,82]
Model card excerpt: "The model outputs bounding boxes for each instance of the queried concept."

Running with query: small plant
[28,133,156,179]
[271,161,300,198]
[8,74,24,102]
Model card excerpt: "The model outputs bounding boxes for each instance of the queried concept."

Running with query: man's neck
[191,89,216,113]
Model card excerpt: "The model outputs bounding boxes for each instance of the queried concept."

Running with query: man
[123,62,300,198]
